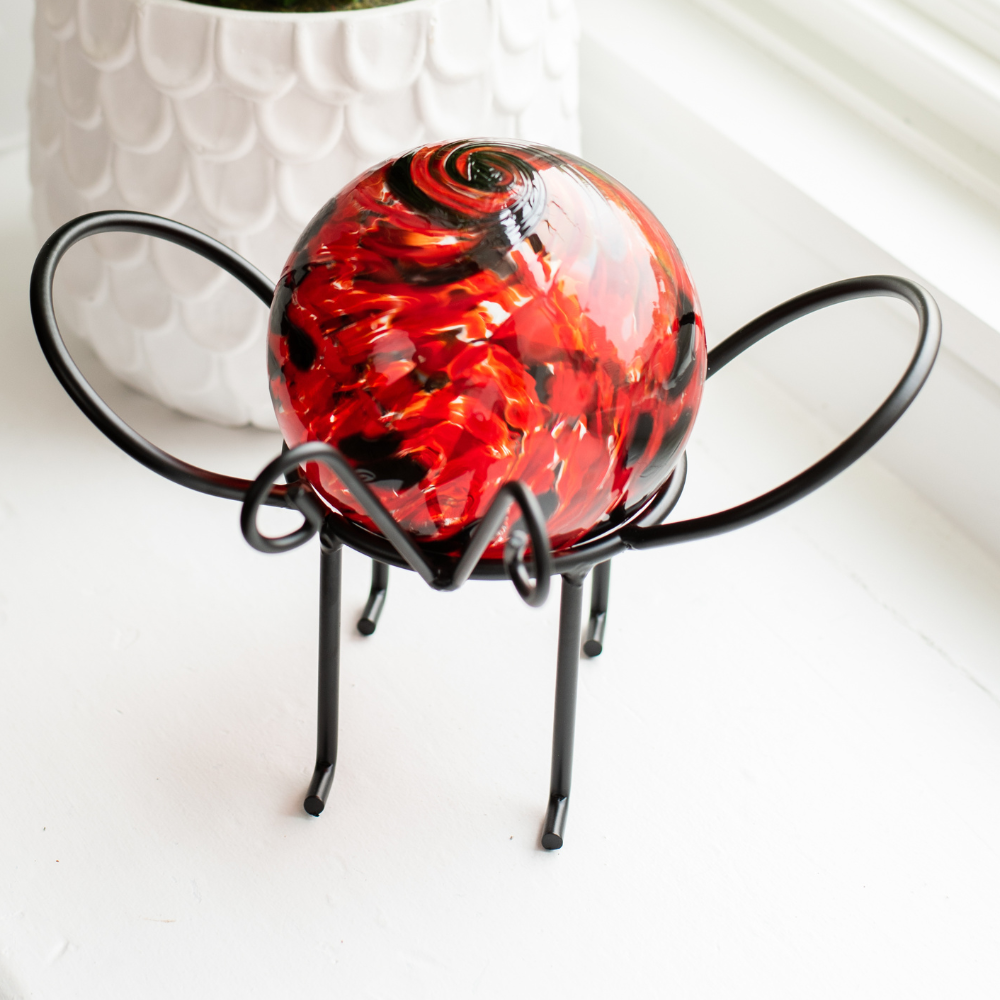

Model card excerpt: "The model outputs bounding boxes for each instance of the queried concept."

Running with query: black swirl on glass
[280,312,316,371]
[666,291,699,398]
[338,430,428,491]
[637,408,693,485]
[288,196,336,274]
[623,406,693,487]
[387,153,456,225]
[625,412,655,469]
[387,142,547,250]
[271,273,317,371]
[395,257,482,286]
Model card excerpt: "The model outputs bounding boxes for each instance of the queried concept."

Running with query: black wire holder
[31,211,942,849]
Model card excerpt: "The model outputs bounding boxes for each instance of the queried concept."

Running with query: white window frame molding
[579,0,1000,375]
[692,0,1000,210]
[577,0,1000,559]
[910,0,1000,62]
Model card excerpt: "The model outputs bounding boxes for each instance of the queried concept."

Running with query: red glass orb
[269,140,706,556]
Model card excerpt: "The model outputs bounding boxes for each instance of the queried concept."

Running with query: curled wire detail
[241,442,553,606]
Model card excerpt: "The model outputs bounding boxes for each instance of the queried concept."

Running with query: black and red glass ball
[268,140,707,556]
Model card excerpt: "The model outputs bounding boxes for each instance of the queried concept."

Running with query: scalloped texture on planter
[30,0,581,428]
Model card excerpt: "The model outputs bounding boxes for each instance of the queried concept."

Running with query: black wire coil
[30,210,942,606]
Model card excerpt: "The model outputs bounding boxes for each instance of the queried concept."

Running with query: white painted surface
[3,137,1000,996]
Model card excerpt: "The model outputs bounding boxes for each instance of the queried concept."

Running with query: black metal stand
[304,535,342,816]
[583,561,611,658]
[357,561,389,636]
[543,573,586,849]
[30,210,942,851]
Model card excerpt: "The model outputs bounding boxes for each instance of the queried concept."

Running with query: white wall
[0,0,32,151]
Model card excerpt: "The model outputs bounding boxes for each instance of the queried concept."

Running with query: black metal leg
[583,559,611,658]
[542,572,585,850]
[357,560,389,636]
[304,537,342,817]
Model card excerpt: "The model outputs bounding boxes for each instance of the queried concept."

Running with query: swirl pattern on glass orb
[269,139,707,556]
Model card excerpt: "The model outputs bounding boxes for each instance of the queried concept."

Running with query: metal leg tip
[305,761,335,816]
[582,638,603,658]
[357,618,376,636]
[542,795,569,850]
[541,831,564,850]
[303,795,326,816]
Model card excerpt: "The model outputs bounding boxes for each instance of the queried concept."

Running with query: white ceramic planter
[30,0,581,428]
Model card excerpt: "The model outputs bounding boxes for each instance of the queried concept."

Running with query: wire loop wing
[29,210,290,508]
[623,275,941,550]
